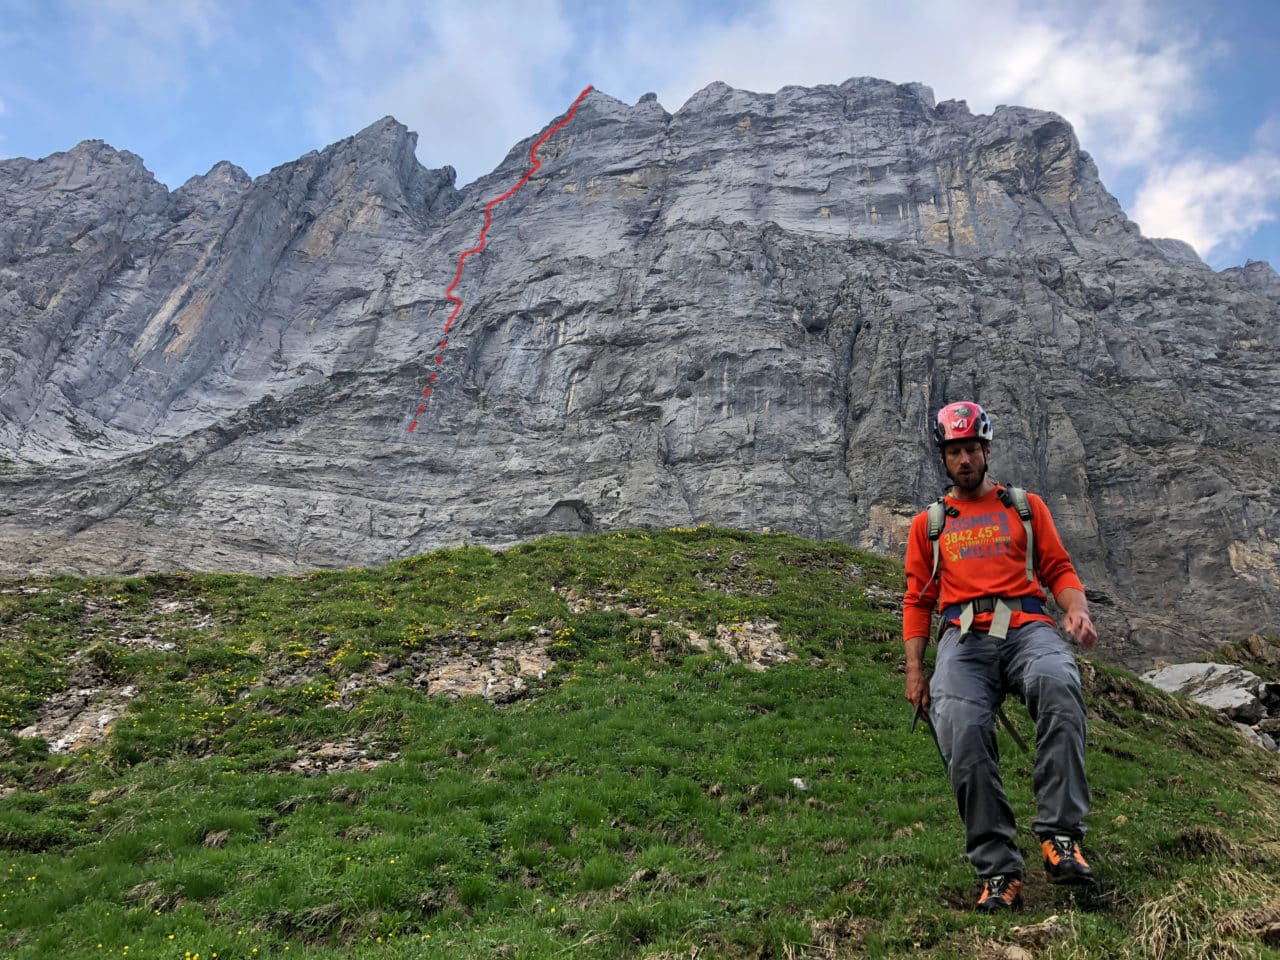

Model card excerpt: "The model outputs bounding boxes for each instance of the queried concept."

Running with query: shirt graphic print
[943,510,1012,563]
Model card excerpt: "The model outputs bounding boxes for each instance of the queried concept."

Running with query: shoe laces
[984,874,1018,898]
[1048,834,1081,861]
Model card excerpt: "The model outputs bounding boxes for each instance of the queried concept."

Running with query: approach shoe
[976,874,1024,913]
[1041,834,1096,886]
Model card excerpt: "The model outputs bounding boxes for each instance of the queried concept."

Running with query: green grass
[0,527,1277,959]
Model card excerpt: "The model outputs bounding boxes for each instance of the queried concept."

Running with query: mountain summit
[1,78,1278,667]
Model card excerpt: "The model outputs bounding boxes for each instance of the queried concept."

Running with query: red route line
[408,84,594,433]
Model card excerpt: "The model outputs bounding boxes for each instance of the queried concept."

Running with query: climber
[902,401,1099,912]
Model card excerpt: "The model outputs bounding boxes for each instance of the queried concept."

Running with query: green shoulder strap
[999,486,1035,582]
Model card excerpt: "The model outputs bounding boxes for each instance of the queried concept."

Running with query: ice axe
[995,704,1030,753]
[911,701,1029,767]
[912,701,947,771]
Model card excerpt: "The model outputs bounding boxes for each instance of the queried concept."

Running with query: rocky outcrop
[2,78,1279,669]
[1148,237,1207,269]
[0,120,459,460]
[1142,662,1280,752]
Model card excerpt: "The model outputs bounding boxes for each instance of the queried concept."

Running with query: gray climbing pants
[929,620,1090,878]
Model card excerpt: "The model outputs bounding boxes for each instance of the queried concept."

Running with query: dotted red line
[408,84,594,432]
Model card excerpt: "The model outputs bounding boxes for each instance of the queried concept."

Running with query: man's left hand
[1063,608,1097,649]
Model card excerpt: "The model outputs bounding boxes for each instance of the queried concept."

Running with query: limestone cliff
[2,78,1278,668]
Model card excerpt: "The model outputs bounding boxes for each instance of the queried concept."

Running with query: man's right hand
[903,636,930,708]
[905,665,930,709]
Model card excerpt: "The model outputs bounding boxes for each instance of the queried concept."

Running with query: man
[902,400,1099,913]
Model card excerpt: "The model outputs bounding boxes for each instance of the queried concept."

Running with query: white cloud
[291,0,1201,190]
[96,0,224,44]
[606,0,1198,173]
[1256,113,1280,151]
[1132,147,1280,262]
[77,0,231,96]
[300,0,575,186]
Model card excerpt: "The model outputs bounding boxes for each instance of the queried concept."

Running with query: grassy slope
[0,528,1277,960]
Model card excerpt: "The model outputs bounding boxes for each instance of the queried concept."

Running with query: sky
[0,0,1277,270]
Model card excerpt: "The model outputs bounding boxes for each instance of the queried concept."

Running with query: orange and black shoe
[1041,834,1096,885]
[976,874,1024,913]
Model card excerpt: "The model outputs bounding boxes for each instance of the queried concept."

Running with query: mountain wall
[2,77,1279,667]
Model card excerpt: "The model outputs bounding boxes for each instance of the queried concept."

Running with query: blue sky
[1,0,1277,270]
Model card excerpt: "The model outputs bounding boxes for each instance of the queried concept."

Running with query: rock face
[1,78,1278,668]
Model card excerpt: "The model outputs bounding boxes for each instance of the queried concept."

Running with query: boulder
[1256,716,1280,736]
[1141,663,1266,724]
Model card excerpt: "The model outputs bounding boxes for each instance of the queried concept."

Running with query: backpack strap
[997,485,1036,582]
[926,497,948,587]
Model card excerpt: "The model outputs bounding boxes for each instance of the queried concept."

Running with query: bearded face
[941,439,989,493]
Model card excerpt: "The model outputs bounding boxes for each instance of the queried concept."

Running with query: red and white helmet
[934,401,993,446]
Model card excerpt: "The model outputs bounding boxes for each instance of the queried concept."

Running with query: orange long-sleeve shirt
[902,484,1085,642]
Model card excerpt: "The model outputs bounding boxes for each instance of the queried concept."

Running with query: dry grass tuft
[799,911,871,958]
[1135,868,1278,959]
[1010,912,1072,948]
[1159,825,1236,859]
[123,879,183,912]
[1217,898,1280,944]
